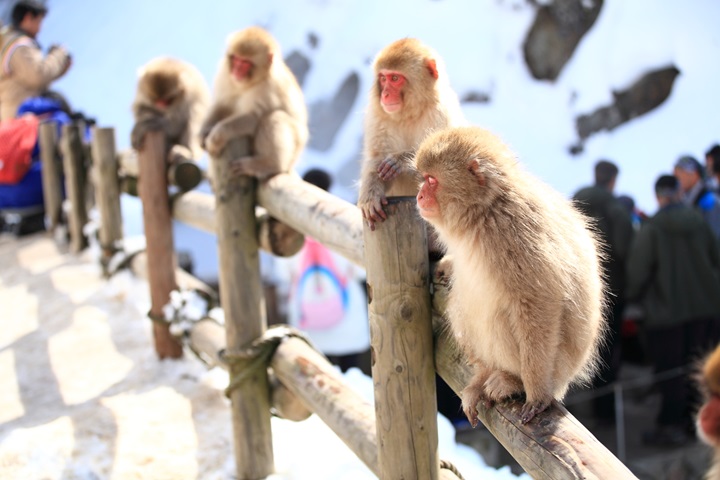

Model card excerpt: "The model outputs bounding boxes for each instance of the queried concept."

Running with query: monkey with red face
[199,26,308,179]
[699,344,720,479]
[415,126,606,425]
[358,38,466,231]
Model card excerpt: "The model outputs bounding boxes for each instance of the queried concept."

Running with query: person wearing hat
[0,0,72,121]
[674,154,720,240]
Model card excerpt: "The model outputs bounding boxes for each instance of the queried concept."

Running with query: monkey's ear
[467,159,485,187]
[268,53,274,65]
[425,59,439,80]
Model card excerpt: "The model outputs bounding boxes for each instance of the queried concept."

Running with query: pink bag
[295,238,348,330]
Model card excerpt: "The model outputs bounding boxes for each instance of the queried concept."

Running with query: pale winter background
[2,0,717,281]
[1,0,719,478]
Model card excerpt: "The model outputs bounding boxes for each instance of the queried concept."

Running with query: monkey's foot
[461,384,492,428]
[483,371,524,403]
[520,397,551,424]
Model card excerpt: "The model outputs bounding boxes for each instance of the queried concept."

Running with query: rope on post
[220,325,317,398]
[440,460,466,480]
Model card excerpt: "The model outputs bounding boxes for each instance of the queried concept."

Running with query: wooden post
[211,137,274,479]
[38,121,63,234]
[137,130,183,359]
[362,197,440,479]
[91,127,123,276]
[60,123,88,252]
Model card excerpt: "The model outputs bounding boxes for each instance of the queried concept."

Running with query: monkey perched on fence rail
[200,26,308,180]
[358,38,466,231]
[131,57,209,161]
[415,126,607,425]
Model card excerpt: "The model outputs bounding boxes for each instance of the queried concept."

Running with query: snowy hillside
[3,0,720,275]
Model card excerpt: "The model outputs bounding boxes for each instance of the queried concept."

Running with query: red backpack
[0,114,40,184]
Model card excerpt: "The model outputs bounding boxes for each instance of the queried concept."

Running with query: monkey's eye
[391,74,399,82]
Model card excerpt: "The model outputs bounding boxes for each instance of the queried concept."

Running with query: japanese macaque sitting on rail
[698,344,720,480]
[199,26,308,179]
[415,126,607,425]
[357,37,466,231]
[131,57,209,162]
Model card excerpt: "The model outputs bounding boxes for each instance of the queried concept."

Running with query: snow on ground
[0,233,526,479]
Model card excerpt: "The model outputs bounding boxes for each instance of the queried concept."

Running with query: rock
[523,0,603,81]
[308,72,360,152]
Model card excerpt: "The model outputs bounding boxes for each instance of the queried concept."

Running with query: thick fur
[200,26,308,179]
[358,38,466,228]
[131,57,209,159]
[415,126,607,424]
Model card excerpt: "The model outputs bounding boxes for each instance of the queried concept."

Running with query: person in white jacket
[0,0,71,121]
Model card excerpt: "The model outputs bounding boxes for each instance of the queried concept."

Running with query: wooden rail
[52,122,639,478]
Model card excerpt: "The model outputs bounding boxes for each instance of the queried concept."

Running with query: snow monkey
[199,26,308,179]
[131,57,209,160]
[358,38,466,231]
[415,126,606,425]
[698,344,720,480]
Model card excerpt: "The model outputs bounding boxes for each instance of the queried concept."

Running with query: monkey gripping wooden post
[137,130,183,359]
[363,197,440,479]
[38,121,63,234]
[91,127,123,276]
[210,137,274,479]
[60,123,89,252]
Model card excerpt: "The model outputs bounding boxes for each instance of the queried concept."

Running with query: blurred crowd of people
[572,146,720,448]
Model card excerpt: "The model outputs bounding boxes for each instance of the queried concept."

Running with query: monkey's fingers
[205,130,228,157]
[461,390,484,428]
[519,399,550,425]
[130,118,165,150]
[377,158,401,181]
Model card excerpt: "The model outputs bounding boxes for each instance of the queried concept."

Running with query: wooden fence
[40,120,638,480]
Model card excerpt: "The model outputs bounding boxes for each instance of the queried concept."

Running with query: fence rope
[221,325,318,398]
[440,459,466,480]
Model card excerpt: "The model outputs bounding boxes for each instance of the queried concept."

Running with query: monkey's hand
[358,194,388,231]
[377,152,416,181]
[377,156,403,181]
[434,255,454,285]
[131,117,166,151]
[205,124,230,157]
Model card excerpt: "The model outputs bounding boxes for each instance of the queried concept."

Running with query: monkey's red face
[378,69,406,114]
[417,174,441,221]
[230,55,254,82]
[698,394,720,446]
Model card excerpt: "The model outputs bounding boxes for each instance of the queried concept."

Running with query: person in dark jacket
[626,174,720,446]
[573,160,634,423]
